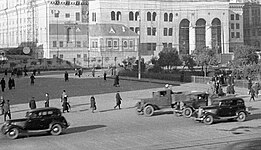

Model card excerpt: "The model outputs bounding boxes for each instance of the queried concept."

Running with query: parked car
[194,97,250,125]
[136,89,209,117]
[1,107,69,139]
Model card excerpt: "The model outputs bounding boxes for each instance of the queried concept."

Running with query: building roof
[89,24,138,37]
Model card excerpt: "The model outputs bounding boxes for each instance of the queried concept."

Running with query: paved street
[0,71,260,150]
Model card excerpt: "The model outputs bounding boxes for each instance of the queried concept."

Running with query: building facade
[0,0,246,67]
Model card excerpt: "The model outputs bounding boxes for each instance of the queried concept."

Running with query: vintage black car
[194,97,249,125]
[1,107,69,139]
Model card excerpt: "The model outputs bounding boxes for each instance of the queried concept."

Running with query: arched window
[66,27,72,43]
[135,27,140,34]
[116,11,121,21]
[147,12,151,21]
[129,11,134,21]
[152,12,156,21]
[111,11,115,21]
[195,19,206,49]
[164,13,168,22]
[135,12,139,21]
[169,13,173,22]
[211,18,222,53]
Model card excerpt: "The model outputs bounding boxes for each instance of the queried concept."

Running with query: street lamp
[138,13,141,80]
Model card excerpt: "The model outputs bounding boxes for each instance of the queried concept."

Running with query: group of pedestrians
[248,77,260,102]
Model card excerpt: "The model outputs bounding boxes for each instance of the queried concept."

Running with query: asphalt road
[0,72,260,150]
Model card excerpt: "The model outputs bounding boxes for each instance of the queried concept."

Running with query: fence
[191,76,250,89]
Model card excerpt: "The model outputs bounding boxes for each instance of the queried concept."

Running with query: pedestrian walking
[249,87,255,102]
[0,78,6,92]
[252,82,260,98]
[247,77,252,95]
[114,91,122,109]
[29,97,36,109]
[8,77,12,90]
[0,96,4,115]
[103,71,107,81]
[92,67,95,77]
[90,96,97,113]
[11,77,15,89]
[61,90,67,102]
[30,74,35,85]
[113,75,120,87]
[3,100,11,121]
[62,95,70,113]
[64,71,69,82]
[4,69,7,77]
[45,93,50,107]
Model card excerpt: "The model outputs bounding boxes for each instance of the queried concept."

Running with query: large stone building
[0,0,250,67]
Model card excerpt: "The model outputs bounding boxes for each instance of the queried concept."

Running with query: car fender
[202,112,220,119]
[48,121,63,130]
[236,110,249,116]
[144,103,158,110]
[3,125,24,134]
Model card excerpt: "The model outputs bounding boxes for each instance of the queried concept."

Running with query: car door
[229,100,238,116]
[39,111,53,129]
[25,112,42,130]
[217,100,231,117]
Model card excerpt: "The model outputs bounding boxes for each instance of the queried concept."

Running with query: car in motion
[1,107,69,139]
[194,97,250,125]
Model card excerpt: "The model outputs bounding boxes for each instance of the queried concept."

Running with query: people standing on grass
[90,96,97,113]
[30,74,35,85]
[64,71,69,82]
[0,78,6,92]
[114,91,122,109]
[29,97,36,109]
[250,87,255,102]
[113,75,120,87]
[45,93,50,107]
[3,99,11,121]
[103,71,107,81]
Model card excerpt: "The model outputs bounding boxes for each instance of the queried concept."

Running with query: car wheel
[6,128,19,139]
[183,107,193,118]
[144,105,154,117]
[203,115,214,125]
[50,124,63,136]
[237,112,246,122]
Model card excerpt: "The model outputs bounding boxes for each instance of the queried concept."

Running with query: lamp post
[138,14,141,80]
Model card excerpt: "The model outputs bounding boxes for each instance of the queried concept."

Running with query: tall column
[189,24,195,54]
[205,24,212,48]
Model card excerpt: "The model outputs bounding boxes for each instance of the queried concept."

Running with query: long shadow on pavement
[66,125,106,134]
[98,106,136,113]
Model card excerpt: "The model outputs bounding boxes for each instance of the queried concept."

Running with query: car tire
[203,115,214,125]
[144,105,154,117]
[6,128,19,139]
[183,107,193,118]
[50,124,63,136]
[237,112,246,122]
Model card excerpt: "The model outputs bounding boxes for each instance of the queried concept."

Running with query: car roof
[213,96,243,101]
[27,107,61,113]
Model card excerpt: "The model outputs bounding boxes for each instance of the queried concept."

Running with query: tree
[180,54,196,71]
[233,45,259,66]
[158,47,182,71]
[193,46,219,76]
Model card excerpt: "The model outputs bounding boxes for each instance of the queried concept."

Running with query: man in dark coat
[103,71,107,81]
[64,71,69,82]
[3,100,11,121]
[8,77,12,90]
[113,75,120,87]
[29,97,36,109]
[30,74,35,85]
[45,93,50,107]
[62,95,70,113]
[11,78,15,89]
[90,96,96,113]
[114,91,122,109]
[0,78,6,92]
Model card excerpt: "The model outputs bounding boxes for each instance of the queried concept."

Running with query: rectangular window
[65,0,70,5]
[84,54,88,61]
[152,28,156,36]
[152,43,156,51]
[163,28,167,36]
[59,41,63,47]
[53,55,56,58]
[53,41,57,47]
[76,41,81,47]
[147,43,152,51]
[236,32,240,38]
[60,54,63,59]
[168,43,172,48]
[107,40,112,48]
[258,28,261,36]
[113,40,118,49]
[236,14,239,20]
[231,14,234,20]
[252,29,256,36]
[92,12,96,22]
[231,23,234,29]
[130,27,134,31]
[65,13,70,18]
[76,12,80,21]
[163,43,167,47]
[129,40,134,49]
[77,54,81,58]
[147,27,151,35]
[236,23,240,29]
[231,32,235,38]
[169,28,173,36]
[123,40,128,48]
[54,12,59,18]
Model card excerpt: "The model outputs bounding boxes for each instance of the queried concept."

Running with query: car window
[237,99,244,106]
[220,100,231,106]
[230,100,237,106]
[160,91,167,96]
